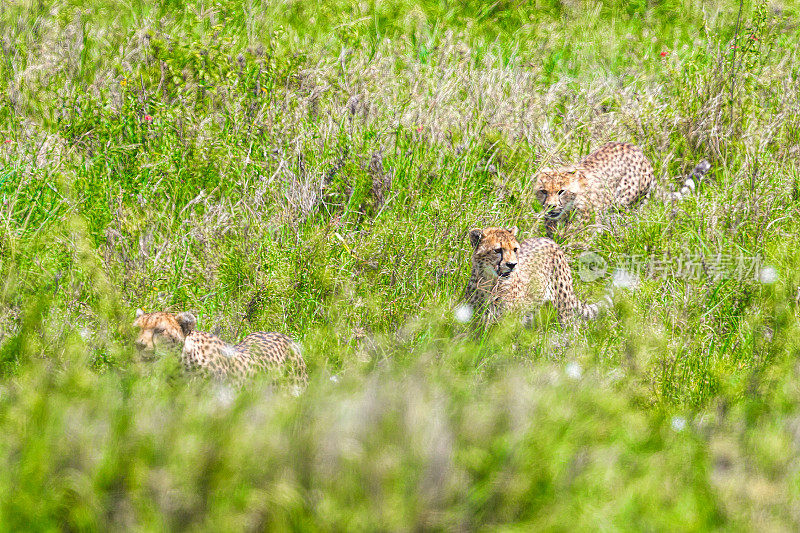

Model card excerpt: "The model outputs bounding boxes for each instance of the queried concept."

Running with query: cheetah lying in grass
[462,226,609,325]
[534,142,710,237]
[133,309,307,386]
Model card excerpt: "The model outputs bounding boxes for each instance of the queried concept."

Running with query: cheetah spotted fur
[462,226,607,325]
[133,310,307,386]
[534,142,709,236]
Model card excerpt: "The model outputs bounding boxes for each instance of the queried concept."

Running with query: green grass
[2,0,800,528]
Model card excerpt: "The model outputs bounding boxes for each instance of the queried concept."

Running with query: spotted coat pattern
[534,142,710,237]
[534,142,655,236]
[463,227,602,325]
[133,310,307,386]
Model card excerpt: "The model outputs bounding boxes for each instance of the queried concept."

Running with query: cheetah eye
[494,248,502,254]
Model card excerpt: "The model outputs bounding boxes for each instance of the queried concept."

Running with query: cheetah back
[507,237,599,323]
[579,142,654,208]
[182,331,251,380]
[534,142,655,236]
[235,332,308,384]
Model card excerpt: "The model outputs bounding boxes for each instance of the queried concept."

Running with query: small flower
[565,362,582,380]
[261,87,268,93]
[454,303,473,323]
[758,266,778,284]
[416,126,424,133]
[3,140,11,144]
[660,51,669,57]
[671,416,687,431]
[143,115,153,123]
[213,384,237,408]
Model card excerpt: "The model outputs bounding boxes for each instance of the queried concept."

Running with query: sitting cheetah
[462,226,608,325]
[133,309,307,386]
[534,142,709,236]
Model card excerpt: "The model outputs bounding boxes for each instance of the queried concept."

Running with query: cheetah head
[132,309,197,357]
[469,226,520,279]
[533,167,584,220]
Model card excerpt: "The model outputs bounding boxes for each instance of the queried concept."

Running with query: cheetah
[462,226,608,325]
[133,309,307,386]
[534,142,710,236]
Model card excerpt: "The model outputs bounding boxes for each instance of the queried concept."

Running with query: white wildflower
[758,266,778,284]
[213,384,236,409]
[671,416,687,432]
[454,303,473,323]
[565,362,582,380]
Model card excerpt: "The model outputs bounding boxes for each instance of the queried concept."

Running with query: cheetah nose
[506,262,517,271]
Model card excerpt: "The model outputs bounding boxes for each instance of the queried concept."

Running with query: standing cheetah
[534,142,709,236]
[133,309,307,386]
[462,226,607,325]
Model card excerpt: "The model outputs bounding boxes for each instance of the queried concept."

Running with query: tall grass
[1,0,800,528]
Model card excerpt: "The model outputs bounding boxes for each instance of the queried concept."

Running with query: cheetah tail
[578,301,601,320]
[668,159,711,200]
[579,284,616,320]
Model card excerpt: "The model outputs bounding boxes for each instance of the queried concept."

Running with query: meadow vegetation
[1,0,800,528]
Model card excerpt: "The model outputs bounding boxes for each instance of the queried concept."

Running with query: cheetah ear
[509,226,519,237]
[175,312,197,336]
[135,308,144,318]
[468,228,483,249]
